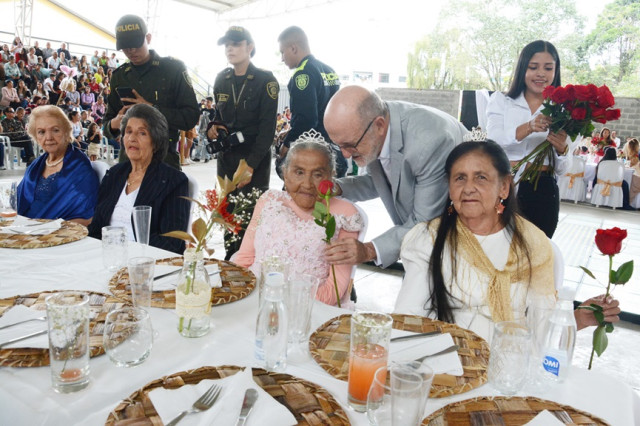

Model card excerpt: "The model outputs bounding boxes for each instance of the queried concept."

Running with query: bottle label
[543,355,561,376]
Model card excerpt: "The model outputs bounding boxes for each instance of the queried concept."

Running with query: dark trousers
[9,139,35,161]
[217,149,271,260]
[517,174,559,238]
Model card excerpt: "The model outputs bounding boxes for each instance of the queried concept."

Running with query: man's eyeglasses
[340,117,376,152]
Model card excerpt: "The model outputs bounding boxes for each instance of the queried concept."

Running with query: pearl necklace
[45,157,64,167]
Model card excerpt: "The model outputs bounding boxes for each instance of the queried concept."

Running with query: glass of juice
[347,311,393,412]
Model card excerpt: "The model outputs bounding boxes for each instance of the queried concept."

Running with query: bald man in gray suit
[324,86,468,268]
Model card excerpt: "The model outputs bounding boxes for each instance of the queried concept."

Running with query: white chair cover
[558,156,586,203]
[90,160,109,184]
[550,239,565,291]
[591,160,624,208]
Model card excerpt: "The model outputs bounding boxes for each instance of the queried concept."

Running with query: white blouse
[109,185,139,241]
[395,222,555,341]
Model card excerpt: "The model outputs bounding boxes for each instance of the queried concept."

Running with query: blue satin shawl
[17,145,99,220]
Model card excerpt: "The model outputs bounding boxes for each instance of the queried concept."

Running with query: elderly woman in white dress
[394,140,620,340]
[232,131,363,306]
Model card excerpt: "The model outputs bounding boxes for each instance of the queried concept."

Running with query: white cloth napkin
[389,330,463,376]
[0,217,63,235]
[153,264,221,291]
[0,305,49,349]
[148,367,296,426]
[524,409,564,425]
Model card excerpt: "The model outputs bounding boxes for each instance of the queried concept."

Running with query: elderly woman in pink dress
[232,131,363,306]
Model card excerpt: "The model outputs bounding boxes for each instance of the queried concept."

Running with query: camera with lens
[206,124,244,155]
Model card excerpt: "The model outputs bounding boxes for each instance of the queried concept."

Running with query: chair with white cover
[90,160,110,184]
[590,160,624,209]
[558,156,587,203]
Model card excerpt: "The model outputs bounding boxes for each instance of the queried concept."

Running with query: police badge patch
[295,74,309,90]
[267,81,278,100]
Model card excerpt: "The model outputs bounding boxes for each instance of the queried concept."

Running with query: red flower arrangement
[312,180,342,307]
[514,84,621,189]
[590,135,617,157]
[579,227,634,369]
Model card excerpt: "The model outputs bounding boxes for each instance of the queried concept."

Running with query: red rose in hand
[550,86,569,104]
[542,85,555,100]
[597,85,615,108]
[318,180,334,196]
[591,107,607,124]
[574,85,593,102]
[570,107,587,120]
[605,108,621,121]
[595,227,627,255]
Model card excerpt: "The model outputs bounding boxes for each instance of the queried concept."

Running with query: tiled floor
[2,158,639,392]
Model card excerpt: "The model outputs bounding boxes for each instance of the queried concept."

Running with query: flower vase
[175,248,211,337]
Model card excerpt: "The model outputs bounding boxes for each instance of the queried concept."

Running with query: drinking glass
[102,226,128,272]
[0,181,17,218]
[286,273,320,361]
[127,257,155,309]
[132,206,152,246]
[348,311,393,412]
[258,256,291,307]
[366,365,425,425]
[525,306,555,392]
[488,320,531,395]
[391,361,434,421]
[103,307,153,367]
[46,291,91,393]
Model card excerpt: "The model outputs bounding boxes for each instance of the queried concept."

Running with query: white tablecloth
[584,163,634,190]
[1,236,639,425]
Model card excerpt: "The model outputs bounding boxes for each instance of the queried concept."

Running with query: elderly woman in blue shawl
[17,105,98,225]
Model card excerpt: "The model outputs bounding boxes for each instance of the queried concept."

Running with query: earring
[447,201,455,215]
[495,198,505,215]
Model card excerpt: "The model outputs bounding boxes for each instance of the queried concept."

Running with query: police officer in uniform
[209,26,278,259]
[277,26,347,177]
[104,15,199,170]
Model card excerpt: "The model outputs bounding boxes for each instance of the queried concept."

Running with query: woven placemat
[309,314,490,398]
[105,365,350,425]
[422,395,610,425]
[0,219,88,249]
[0,290,131,367]
[108,256,256,309]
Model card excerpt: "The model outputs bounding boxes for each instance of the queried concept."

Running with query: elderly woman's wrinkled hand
[575,294,621,330]
[325,238,375,265]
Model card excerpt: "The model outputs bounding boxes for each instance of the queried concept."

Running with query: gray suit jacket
[338,101,468,267]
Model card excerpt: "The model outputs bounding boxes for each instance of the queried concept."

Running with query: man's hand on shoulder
[325,239,376,265]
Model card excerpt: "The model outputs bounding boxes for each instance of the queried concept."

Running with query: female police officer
[208,26,279,259]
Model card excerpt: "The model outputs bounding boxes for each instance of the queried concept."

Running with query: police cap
[115,15,148,50]
[217,26,256,57]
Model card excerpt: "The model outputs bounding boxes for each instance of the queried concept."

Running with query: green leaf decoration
[605,322,614,333]
[326,215,336,240]
[314,201,327,215]
[312,209,323,223]
[593,310,605,325]
[609,269,616,283]
[579,266,596,280]
[191,218,208,243]
[593,325,608,357]
[613,260,634,284]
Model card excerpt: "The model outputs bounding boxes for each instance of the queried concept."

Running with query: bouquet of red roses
[590,134,617,157]
[514,84,621,189]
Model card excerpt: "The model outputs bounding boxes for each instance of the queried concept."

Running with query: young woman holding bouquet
[487,40,571,238]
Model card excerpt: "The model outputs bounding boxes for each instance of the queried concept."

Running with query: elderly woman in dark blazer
[88,104,189,253]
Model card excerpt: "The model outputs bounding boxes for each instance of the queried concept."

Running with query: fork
[165,383,221,426]
[414,344,459,363]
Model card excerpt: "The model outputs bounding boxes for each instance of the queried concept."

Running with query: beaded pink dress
[232,190,364,306]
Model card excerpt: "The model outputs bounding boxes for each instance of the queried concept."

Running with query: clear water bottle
[540,287,577,382]
[255,272,288,372]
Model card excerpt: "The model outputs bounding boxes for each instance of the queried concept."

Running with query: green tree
[585,0,640,87]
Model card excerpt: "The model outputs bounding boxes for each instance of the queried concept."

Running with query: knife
[235,388,258,426]
[390,330,441,342]
[0,329,48,348]
[0,316,47,331]
[153,269,181,281]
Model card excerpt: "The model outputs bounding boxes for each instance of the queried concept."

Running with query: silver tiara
[463,126,487,142]
[295,128,327,144]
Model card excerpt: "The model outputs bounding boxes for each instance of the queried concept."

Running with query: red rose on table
[318,180,334,196]
[595,227,627,255]
[597,85,615,108]
[571,107,587,120]
[605,109,621,121]
[550,86,569,104]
